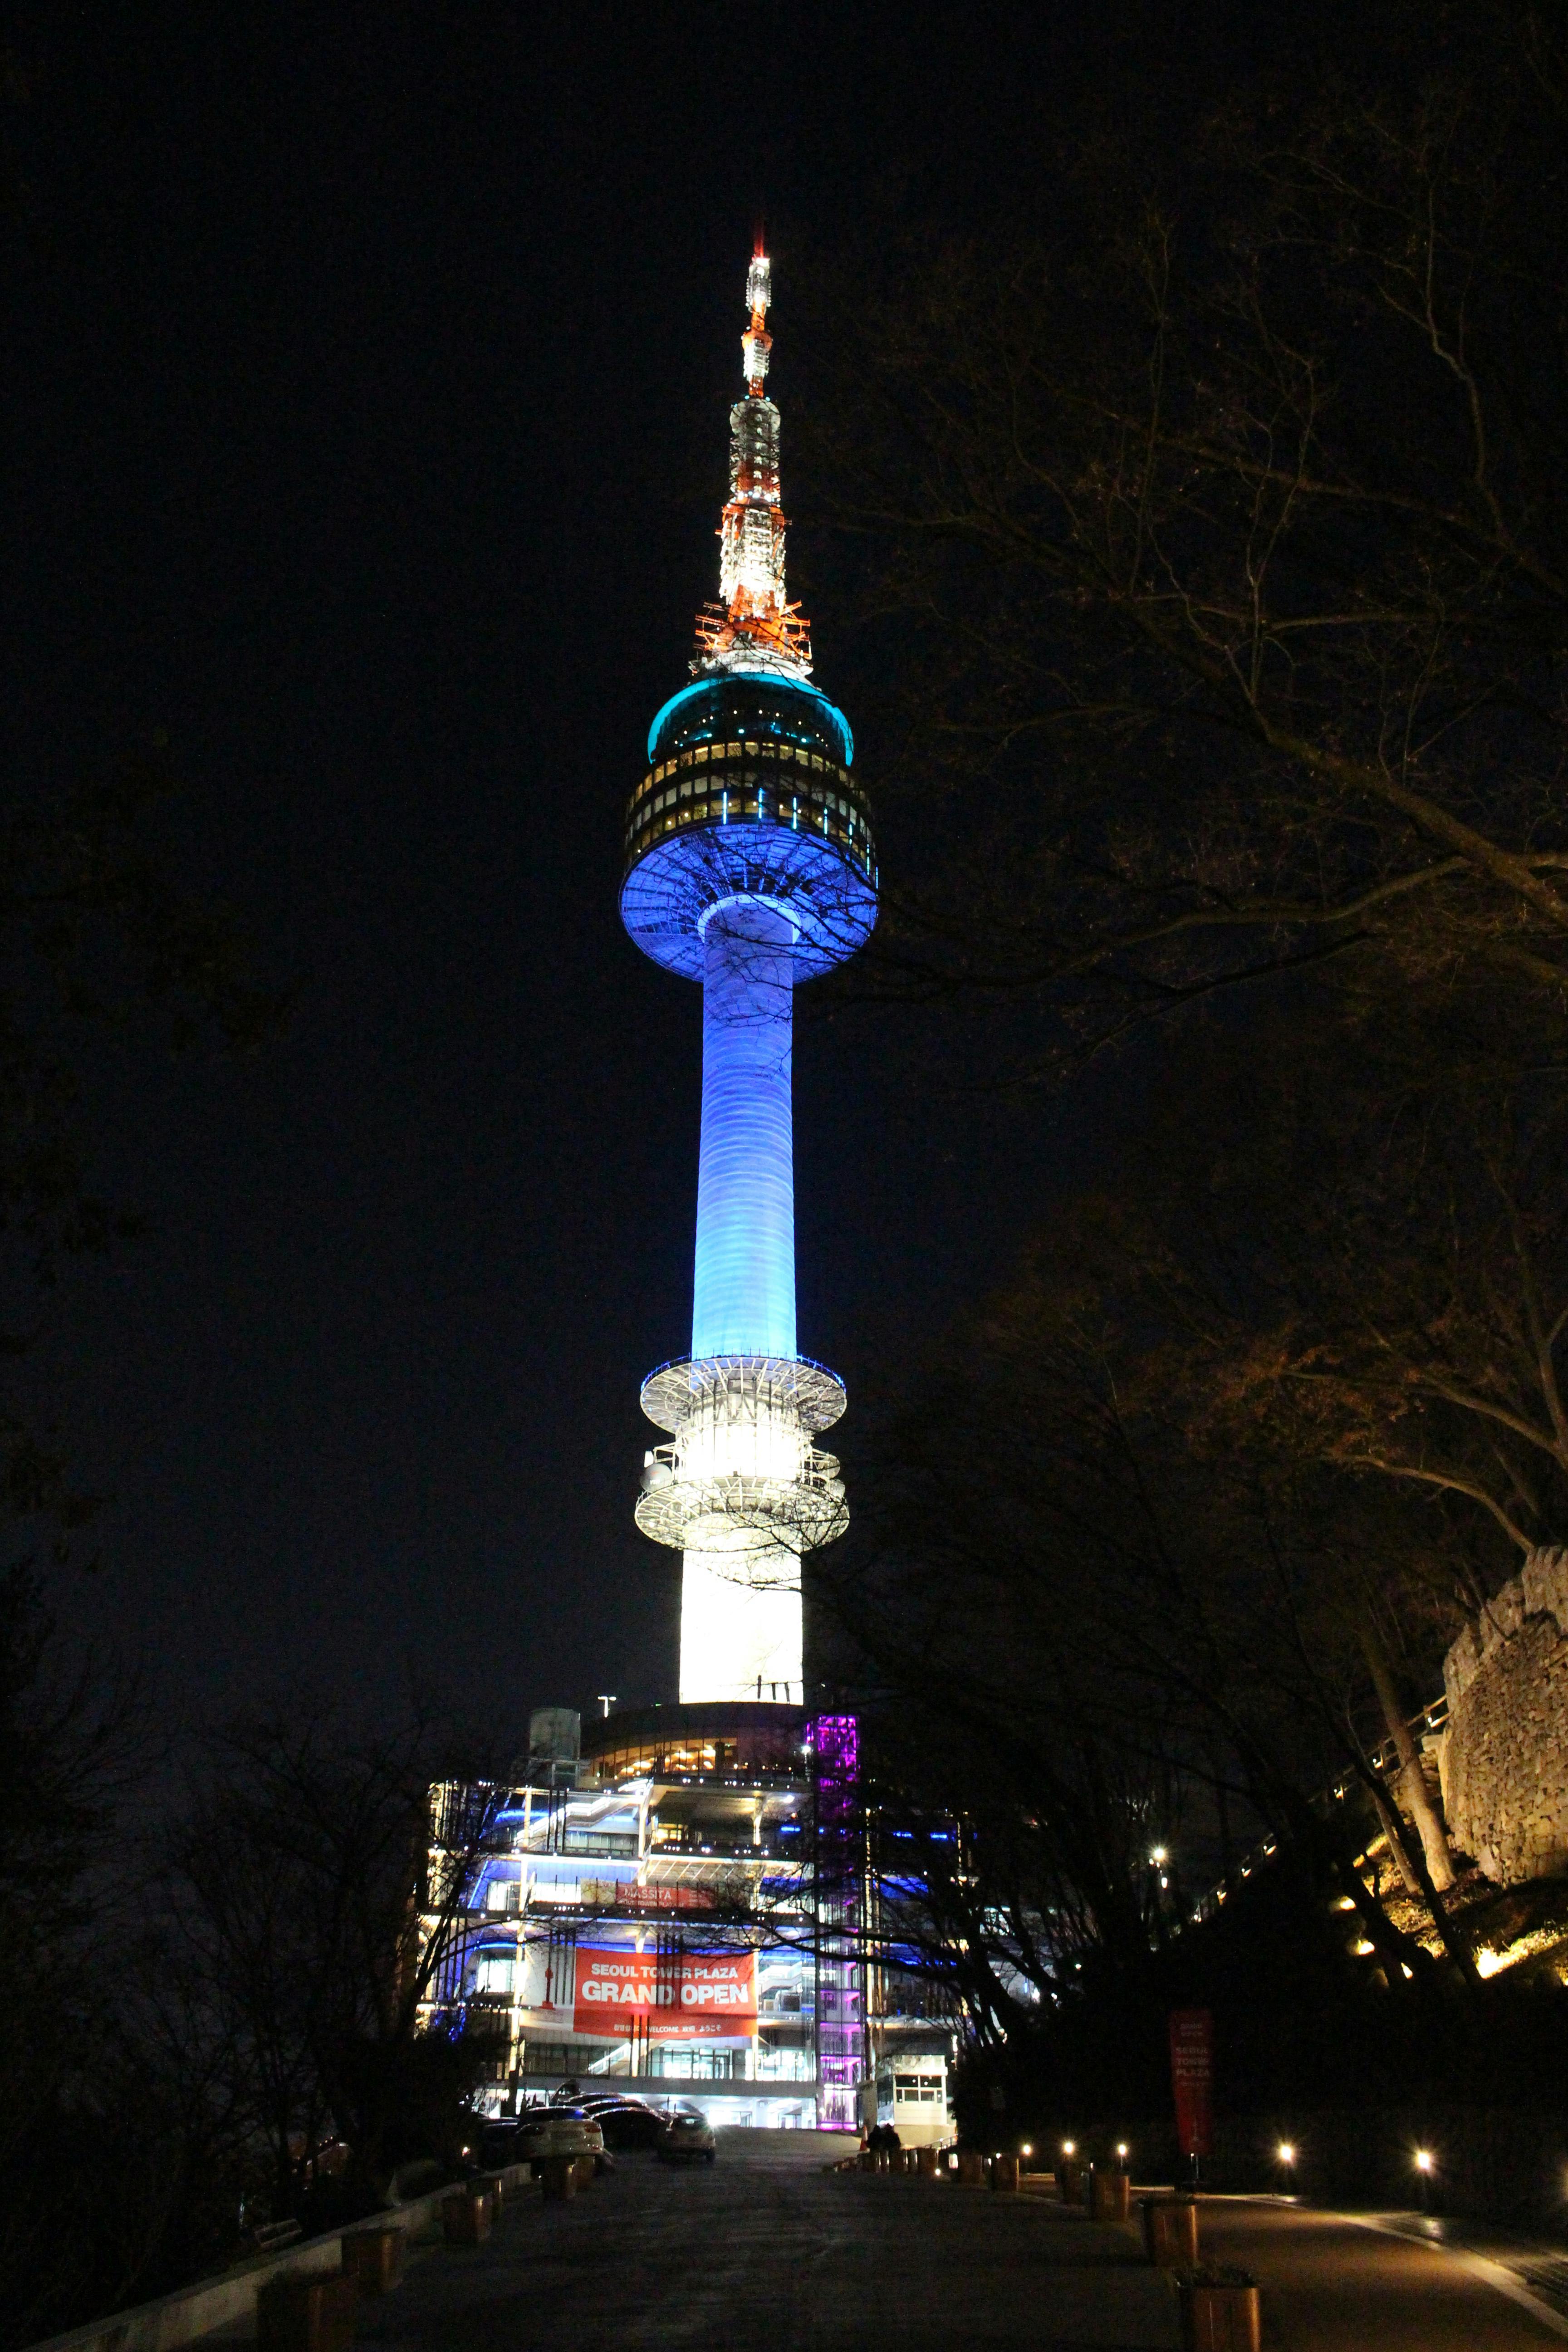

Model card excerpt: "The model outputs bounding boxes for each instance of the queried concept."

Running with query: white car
[656,2112,716,2164]
[516,2108,609,2176]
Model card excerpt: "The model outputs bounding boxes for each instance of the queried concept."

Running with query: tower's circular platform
[621,671,877,980]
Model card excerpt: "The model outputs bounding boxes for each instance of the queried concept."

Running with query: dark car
[583,2099,668,2153]
[656,2111,716,2164]
[475,2118,522,2167]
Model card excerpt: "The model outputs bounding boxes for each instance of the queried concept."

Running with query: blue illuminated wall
[691,903,796,1360]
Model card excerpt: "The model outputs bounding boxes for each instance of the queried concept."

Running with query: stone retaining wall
[1440,1546,1568,1886]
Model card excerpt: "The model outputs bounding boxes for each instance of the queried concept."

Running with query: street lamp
[1415,2148,1434,2210]
[1062,2140,1077,2158]
[1276,2141,1296,2192]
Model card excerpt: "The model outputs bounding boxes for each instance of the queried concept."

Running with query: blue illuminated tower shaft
[684,905,804,1702]
[693,908,796,1362]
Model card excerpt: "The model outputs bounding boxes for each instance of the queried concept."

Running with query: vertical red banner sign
[1168,2008,1214,2158]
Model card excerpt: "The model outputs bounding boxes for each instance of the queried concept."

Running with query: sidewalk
[1195,2196,1568,2349]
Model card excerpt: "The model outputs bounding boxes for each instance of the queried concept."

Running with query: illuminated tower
[623,240,878,1705]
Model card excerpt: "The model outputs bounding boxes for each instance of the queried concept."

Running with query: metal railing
[1185,1689,1451,1925]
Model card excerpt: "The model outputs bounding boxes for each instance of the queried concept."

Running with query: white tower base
[678,1549,801,1704]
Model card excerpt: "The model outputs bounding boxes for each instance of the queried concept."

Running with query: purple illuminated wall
[810,1713,866,2129]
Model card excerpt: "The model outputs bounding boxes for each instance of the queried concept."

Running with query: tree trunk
[1367,1775,1424,1899]
[1361,1627,1455,1891]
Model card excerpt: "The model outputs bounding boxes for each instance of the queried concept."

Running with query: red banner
[1168,2008,1214,2158]
[572,1946,756,2042]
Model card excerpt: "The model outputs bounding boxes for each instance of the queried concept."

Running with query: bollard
[258,2273,358,2352]
[1056,2159,1083,2204]
[1176,2270,1260,2352]
[958,2150,987,2187]
[1142,2195,1200,2268]
[442,2189,491,2244]
[917,2146,938,2179]
[989,2155,1020,2193]
[342,2225,402,2294]
[1091,2170,1131,2224]
[540,2156,577,2202]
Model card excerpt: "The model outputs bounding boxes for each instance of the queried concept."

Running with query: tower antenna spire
[693,235,810,676]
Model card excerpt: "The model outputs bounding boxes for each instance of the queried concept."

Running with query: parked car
[474,2118,522,2167]
[578,2098,668,2152]
[515,2107,610,2176]
[656,2111,716,2164]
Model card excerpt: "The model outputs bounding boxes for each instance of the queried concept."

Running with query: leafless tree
[171,1707,500,2210]
[802,5,1568,1070]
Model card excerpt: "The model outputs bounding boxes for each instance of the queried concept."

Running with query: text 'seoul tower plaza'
[622,241,877,1705]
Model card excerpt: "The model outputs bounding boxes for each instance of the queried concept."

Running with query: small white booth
[861,2055,951,2148]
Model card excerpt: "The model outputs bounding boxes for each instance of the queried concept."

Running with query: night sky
[1,5,1272,1740]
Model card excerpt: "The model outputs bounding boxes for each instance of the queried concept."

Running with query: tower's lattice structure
[622,240,878,1705]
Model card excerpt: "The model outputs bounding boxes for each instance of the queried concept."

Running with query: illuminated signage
[572,1945,757,2041]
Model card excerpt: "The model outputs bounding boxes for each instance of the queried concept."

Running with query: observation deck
[620,672,877,981]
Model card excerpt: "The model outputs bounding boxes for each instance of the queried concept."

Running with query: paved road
[357,2131,1178,2352]
[354,2137,1568,2352]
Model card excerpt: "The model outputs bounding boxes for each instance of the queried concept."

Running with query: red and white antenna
[694,236,811,676]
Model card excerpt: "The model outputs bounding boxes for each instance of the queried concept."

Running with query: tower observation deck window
[623,727,876,884]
